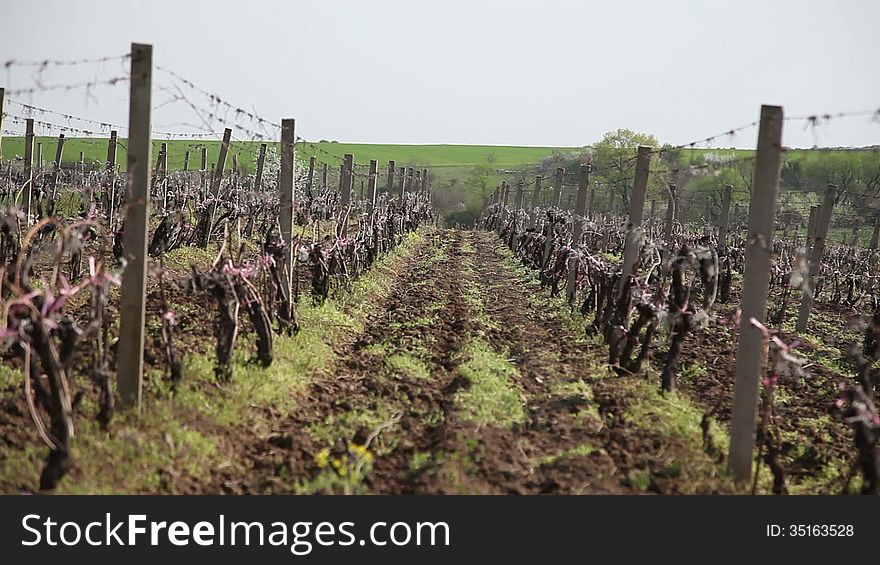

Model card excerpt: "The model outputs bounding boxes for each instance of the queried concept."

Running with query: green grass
[538,442,604,466]
[0,229,428,493]
[454,340,526,427]
[0,137,578,173]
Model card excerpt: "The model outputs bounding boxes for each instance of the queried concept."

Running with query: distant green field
[0,136,579,173]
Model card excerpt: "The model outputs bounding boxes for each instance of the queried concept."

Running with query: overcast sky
[1,0,878,148]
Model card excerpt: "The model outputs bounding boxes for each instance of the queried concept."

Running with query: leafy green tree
[591,129,660,209]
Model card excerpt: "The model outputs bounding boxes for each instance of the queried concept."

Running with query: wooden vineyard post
[203,128,232,246]
[870,218,880,250]
[796,184,836,332]
[566,164,591,305]
[183,150,190,172]
[341,153,353,205]
[552,167,564,207]
[279,119,296,311]
[728,104,784,483]
[387,160,396,197]
[106,130,118,229]
[398,165,406,198]
[515,179,524,211]
[322,162,328,191]
[117,43,153,411]
[160,142,168,179]
[368,159,379,211]
[338,164,344,193]
[414,169,422,193]
[542,180,556,266]
[617,146,651,296]
[254,143,268,190]
[0,87,4,173]
[22,118,35,220]
[406,167,414,195]
[37,143,43,173]
[805,205,819,252]
[528,175,543,228]
[49,133,65,204]
[718,184,733,250]
[200,146,208,171]
[664,183,677,241]
[306,155,315,197]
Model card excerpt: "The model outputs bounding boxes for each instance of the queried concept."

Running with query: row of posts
[483,104,855,486]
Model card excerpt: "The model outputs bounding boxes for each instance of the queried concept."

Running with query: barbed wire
[155,65,280,134]
[6,76,129,97]
[2,54,130,69]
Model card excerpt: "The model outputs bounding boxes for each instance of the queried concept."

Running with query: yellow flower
[315,448,330,469]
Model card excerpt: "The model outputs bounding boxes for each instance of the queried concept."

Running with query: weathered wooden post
[183,150,190,172]
[422,168,429,193]
[37,143,43,173]
[870,218,880,250]
[368,159,378,211]
[0,87,5,172]
[406,167,414,195]
[321,162,328,191]
[552,167,564,207]
[398,165,406,198]
[48,133,65,203]
[338,164,344,192]
[566,164,591,305]
[22,118,35,219]
[718,184,733,249]
[729,104,784,483]
[796,184,836,332]
[160,142,168,179]
[415,169,422,193]
[664,183,677,241]
[117,43,153,411]
[306,155,315,197]
[515,179,525,211]
[617,146,651,295]
[341,153,353,205]
[279,118,296,309]
[387,160,396,197]
[805,205,819,251]
[528,175,543,228]
[199,146,208,201]
[254,143,267,190]
[106,131,118,229]
[203,128,232,246]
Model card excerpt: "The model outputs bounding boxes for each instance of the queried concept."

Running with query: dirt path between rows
[242,229,726,494]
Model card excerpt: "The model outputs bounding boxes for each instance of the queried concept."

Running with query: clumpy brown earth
[3,227,855,494]
[238,229,729,495]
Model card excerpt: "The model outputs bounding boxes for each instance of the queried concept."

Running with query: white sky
[1,0,878,148]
